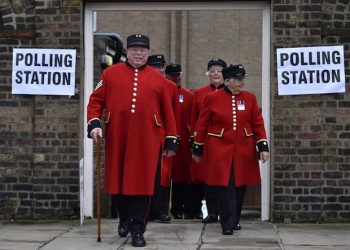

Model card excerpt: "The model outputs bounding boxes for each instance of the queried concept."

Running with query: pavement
[1,218,350,250]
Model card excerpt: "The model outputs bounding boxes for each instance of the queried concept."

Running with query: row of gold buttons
[232,95,237,130]
[131,69,139,113]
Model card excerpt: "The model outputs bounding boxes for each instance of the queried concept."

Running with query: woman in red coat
[87,35,177,247]
[190,58,227,224]
[192,64,269,235]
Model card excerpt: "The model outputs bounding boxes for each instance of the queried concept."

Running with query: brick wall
[272,0,350,222]
[0,0,82,219]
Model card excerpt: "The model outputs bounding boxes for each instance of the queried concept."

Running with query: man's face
[166,73,181,86]
[152,65,166,75]
[208,65,224,85]
[127,46,149,67]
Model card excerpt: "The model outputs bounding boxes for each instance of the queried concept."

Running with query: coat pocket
[207,128,224,138]
[104,111,111,124]
[153,114,162,127]
[244,127,253,137]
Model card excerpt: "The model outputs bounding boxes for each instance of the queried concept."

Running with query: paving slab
[0,241,44,250]
[276,223,350,250]
[1,219,350,250]
[202,221,281,250]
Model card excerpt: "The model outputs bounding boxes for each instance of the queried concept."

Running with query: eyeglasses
[128,48,148,54]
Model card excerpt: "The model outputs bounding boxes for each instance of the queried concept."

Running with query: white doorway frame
[83,1,271,221]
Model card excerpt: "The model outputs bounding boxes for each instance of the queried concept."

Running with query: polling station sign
[277,46,345,96]
[12,48,76,95]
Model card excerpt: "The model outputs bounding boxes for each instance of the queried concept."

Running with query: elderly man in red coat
[147,54,180,223]
[165,64,199,219]
[192,64,269,235]
[87,34,178,247]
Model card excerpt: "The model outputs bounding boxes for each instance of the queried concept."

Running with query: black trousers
[170,182,186,216]
[171,182,203,217]
[115,194,151,235]
[216,166,246,230]
[149,148,170,219]
[191,183,205,217]
[111,194,119,219]
[205,184,219,216]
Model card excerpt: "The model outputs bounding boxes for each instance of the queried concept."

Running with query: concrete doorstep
[0,219,350,250]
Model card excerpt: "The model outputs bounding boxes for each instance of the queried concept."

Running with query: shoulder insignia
[95,80,103,91]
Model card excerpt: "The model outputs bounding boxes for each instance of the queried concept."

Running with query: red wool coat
[87,63,177,195]
[190,84,223,183]
[171,86,193,183]
[194,88,268,187]
[160,79,180,187]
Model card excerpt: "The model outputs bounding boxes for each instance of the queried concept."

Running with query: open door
[83,1,270,221]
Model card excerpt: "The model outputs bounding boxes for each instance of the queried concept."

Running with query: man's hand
[260,151,270,163]
[163,150,176,157]
[90,128,103,143]
[192,154,202,163]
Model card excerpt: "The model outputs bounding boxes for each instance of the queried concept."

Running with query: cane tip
[97,237,101,242]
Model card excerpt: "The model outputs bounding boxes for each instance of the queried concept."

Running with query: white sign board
[12,48,76,95]
[277,46,345,95]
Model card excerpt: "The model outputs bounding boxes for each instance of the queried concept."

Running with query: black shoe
[233,223,241,230]
[194,213,203,220]
[172,214,183,219]
[158,214,171,223]
[118,221,130,237]
[184,214,194,219]
[222,229,234,235]
[131,233,146,247]
[202,214,218,223]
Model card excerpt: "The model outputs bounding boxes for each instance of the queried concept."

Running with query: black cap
[127,34,150,49]
[165,63,181,74]
[148,54,166,66]
[207,58,227,70]
[222,64,247,80]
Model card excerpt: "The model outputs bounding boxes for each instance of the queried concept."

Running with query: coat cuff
[256,139,269,153]
[87,119,101,138]
[164,136,178,152]
[192,142,204,156]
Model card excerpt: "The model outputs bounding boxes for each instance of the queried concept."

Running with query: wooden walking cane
[96,137,101,242]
